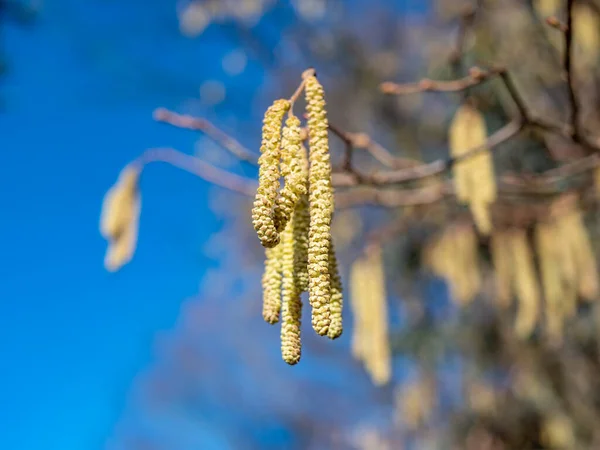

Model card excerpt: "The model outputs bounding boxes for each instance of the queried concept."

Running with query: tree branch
[136,147,258,196]
[564,0,581,141]
[153,108,259,164]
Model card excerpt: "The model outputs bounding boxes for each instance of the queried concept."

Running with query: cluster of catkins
[423,192,599,343]
[251,73,342,365]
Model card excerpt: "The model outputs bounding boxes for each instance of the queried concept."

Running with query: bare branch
[565,0,581,141]
[333,120,523,187]
[335,183,451,209]
[379,67,502,95]
[153,108,258,164]
[136,147,258,196]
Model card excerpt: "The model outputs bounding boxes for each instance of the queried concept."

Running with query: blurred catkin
[510,229,541,339]
[274,114,305,232]
[252,99,290,248]
[557,207,599,301]
[280,220,302,365]
[305,74,334,336]
[100,165,142,272]
[262,244,283,324]
[490,230,513,308]
[535,221,567,343]
[449,104,497,235]
[423,224,480,305]
[350,245,390,385]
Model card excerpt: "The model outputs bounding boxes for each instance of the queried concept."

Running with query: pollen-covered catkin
[305,74,334,336]
[292,144,310,293]
[274,115,305,232]
[262,244,283,324]
[252,99,290,248]
[327,240,343,339]
[280,220,302,365]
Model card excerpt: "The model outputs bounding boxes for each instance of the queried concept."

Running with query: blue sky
[1,2,228,448]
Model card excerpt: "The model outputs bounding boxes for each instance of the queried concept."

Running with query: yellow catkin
[454,224,481,305]
[535,222,566,343]
[274,115,305,232]
[262,244,283,324]
[292,145,310,293]
[349,256,367,360]
[327,240,343,339]
[449,104,497,235]
[100,165,142,272]
[280,220,302,365]
[573,3,600,71]
[490,230,513,308]
[104,192,141,272]
[100,165,140,240]
[510,230,541,339]
[350,245,390,385]
[558,208,599,301]
[423,225,480,306]
[305,74,334,336]
[252,99,290,248]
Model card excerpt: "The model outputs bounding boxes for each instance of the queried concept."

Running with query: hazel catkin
[305,74,334,336]
[327,240,343,339]
[100,164,142,272]
[280,220,302,364]
[262,244,283,324]
[252,99,290,248]
[274,115,305,232]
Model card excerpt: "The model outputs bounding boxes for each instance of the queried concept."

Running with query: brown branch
[380,67,502,95]
[546,16,568,32]
[565,0,581,141]
[333,120,523,187]
[335,183,451,209]
[136,147,258,196]
[153,108,258,164]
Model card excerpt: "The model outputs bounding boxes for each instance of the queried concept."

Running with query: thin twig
[136,147,258,196]
[332,120,523,187]
[380,67,502,95]
[565,0,580,141]
[335,183,451,209]
[153,108,258,164]
[546,16,568,32]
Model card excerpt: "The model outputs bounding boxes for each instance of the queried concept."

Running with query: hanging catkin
[292,145,310,294]
[349,245,390,385]
[557,207,599,301]
[252,99,290,248]
[280,219,302,365]
[274,115,305,232]
[100,164,142,272]
[535,221,566,343]
[327,240,343,339]
[573,3,600,71]
[305,74,334,336]
[449,104,497,235]
[422,225,480,305]
[490,230,513,308]
[262,244,283,324]
[509,229,541,339]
